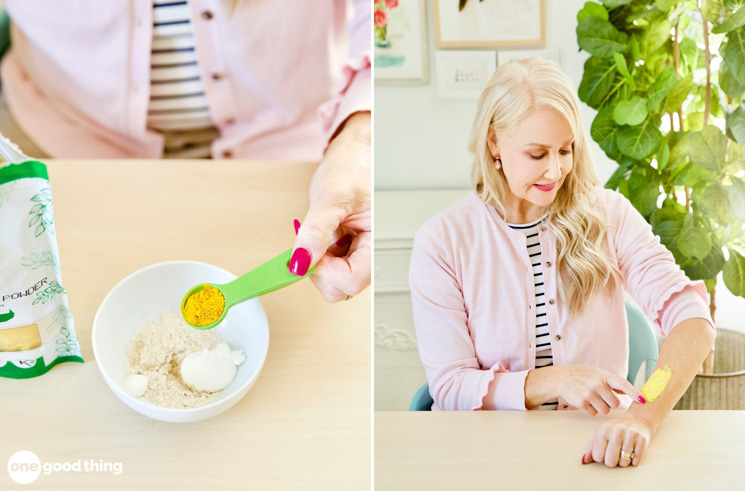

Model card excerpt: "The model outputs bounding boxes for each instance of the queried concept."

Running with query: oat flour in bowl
[125,313,222,409]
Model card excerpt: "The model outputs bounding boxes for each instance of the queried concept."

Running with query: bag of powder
[0,133,82,378]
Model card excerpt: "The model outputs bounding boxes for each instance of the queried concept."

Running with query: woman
[409,58,715,468]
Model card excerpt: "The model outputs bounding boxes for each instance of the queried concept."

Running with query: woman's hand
[557,366,646,416]
[581,413,653,467]
[290,111,371,302]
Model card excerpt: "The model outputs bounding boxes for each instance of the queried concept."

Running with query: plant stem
[685,186,691,211]
[704,287,716,374]
[673,20,685,131]
[701,6,712,126]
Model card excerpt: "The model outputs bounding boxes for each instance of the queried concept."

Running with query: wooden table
[375,410,745,490]
[0,160,370,490]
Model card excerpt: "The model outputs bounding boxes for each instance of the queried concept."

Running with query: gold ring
[620,450,634,460]
[345,295,353,301]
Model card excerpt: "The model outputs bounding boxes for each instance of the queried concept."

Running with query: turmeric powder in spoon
[182,284,225,327]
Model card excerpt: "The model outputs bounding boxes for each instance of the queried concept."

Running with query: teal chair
[408,301,659,411]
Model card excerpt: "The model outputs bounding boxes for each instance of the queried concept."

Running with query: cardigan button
[201,10,214,20]
[540,226,547,232]
[549,299,555,305]
[555,334,561,341]
[546,261,552,267]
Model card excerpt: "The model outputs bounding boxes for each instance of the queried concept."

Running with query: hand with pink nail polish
[290,111,371,302]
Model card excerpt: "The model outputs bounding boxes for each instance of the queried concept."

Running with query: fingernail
[581,455,587,465]
[289,248,311,276]
[335,233,352,248]
[293,219,301,235]
[637,395,646,404]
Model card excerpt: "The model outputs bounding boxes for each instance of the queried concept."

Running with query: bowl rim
[91,259,270,415]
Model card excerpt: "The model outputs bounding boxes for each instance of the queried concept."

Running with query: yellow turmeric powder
[182,284,225,327]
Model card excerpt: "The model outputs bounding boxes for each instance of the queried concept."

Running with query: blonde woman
[409,58,715,468]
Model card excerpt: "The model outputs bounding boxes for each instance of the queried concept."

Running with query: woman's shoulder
[415,191,486,242]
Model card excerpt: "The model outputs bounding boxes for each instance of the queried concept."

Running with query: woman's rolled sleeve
[608,190,715,337]
[410,218,528,411]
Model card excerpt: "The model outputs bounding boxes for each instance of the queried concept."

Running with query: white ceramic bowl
[92,261,269,423]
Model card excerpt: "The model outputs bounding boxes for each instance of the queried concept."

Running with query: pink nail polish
[637,395,646,404]
[293,219,301,235]
[289,248,311,276]
[335,233,352,248]
[581,455,588,465]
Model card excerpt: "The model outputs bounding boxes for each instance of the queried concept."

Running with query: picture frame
[434,0,546,49]
[374,0,430,84]
[435,50,496,100]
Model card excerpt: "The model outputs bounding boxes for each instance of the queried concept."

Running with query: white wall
[374,0,614,190]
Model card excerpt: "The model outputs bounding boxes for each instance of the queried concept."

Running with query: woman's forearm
[625,317,715,432]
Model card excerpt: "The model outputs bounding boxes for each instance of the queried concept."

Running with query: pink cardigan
[1,0,370,160]
[409,189,714,411]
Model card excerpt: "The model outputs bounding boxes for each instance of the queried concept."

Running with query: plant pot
[674,328,745,410]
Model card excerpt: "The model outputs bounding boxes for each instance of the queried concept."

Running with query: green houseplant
[576,0,745,407]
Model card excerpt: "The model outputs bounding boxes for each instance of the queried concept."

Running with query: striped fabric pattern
[507,215,557,410]
[149,0,216,158]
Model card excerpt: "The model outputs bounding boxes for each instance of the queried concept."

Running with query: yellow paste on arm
[641,365,673,402]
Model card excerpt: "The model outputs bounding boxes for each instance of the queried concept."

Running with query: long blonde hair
[469,58,621,318]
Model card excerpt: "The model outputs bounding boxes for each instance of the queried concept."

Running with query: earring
[494,154,502,169]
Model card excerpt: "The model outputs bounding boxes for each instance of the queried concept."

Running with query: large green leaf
[590,106,618,144]
[651,199,688,228]
[727,105,745,148]
[724,27,745,85]
[599,0,633,7]
[577,2,609,22]
[712,4,745,33]
[614,96,648,125]
[605,162,632,190]
[729,176,745,221]
[719,58,745,99]
[655,0,678,10]
[726,140,745,172]
[702,0,723,23]
[689,125,728,172]
[656,140,671,171]
[728,0,745,10]
[643,18,673,55]
[577,16,628,58]
[628,171,660,216]
[703,183,732,225]
[662,74,693,113]
[678,215,713,258]
[654,219,684,246]
[646,67,677,112]
[668,132,691,169]
[578,57,617,109]
[723,248,745,296]
[684,245,726,280]
[616,118,664,159]
[680,37,706,71]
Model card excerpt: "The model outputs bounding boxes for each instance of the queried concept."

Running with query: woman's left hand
[581,413,653,468]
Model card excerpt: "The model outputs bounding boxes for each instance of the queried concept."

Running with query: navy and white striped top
[507,214,557,410]
[149,0,216,158]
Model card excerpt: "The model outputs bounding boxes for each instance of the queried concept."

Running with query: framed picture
[435,50,496,100]
[497,48,560,66]
[374,0,430,84]
[434,0,546,48]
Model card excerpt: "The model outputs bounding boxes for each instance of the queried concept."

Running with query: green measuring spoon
[181,248,315,330]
